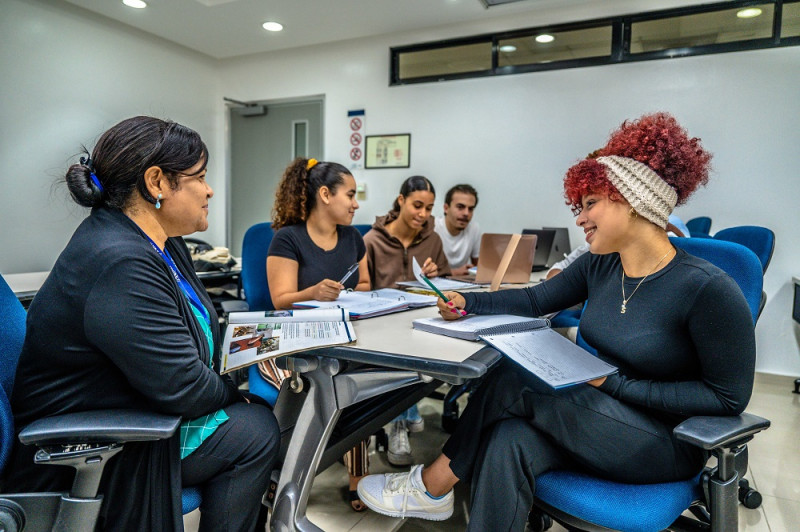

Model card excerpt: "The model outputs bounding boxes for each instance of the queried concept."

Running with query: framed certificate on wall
[365,134,411,169]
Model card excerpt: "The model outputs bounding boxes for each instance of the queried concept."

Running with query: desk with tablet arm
[266,307,501,532]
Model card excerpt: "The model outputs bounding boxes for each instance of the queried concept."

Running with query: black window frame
[389,0,799,86]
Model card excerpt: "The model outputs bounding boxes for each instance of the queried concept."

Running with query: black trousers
[441,359,705,531]
[182,401,280,532]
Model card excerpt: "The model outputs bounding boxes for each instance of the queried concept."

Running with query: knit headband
[596,155,677,229]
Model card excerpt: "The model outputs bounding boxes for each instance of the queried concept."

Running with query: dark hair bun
[65,163,103,208]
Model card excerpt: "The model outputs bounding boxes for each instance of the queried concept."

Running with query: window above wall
[390,0,800,85]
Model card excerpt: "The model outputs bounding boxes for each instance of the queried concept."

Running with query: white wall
[0,0,223,274]
[2,0,798,377]
[219,32,800,377]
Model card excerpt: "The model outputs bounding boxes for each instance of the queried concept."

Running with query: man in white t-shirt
[434,184,481,276]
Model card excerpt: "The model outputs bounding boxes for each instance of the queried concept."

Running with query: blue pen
[339,263,359,285]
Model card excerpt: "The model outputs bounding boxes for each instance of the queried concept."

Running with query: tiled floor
[185,373,800,531]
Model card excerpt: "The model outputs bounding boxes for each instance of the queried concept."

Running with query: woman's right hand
[437,291,466,320]
[313,279,344,301]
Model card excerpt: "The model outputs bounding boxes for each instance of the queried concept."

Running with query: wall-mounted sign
[365,134,411,169]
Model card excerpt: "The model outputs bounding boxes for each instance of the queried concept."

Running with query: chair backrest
[670,237,763,323]
[0,276,26,398]
[712,225,775,275]
[0,274,27,471]
[353,224,372,237]
[240,222,275,311]
[685,216,712,237]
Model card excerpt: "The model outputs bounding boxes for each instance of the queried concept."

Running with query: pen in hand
[419,275,467,316]
[338,263,359,285]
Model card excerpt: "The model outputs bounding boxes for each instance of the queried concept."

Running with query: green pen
[419,274,467,316]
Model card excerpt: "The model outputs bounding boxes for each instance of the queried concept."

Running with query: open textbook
[220,309,356,374]
[294,288,437,319]
[413,314,616,388]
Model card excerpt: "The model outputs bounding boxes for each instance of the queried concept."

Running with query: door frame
[224,94,325,249]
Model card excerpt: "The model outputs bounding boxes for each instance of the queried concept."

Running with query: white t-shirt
[434,216,482,269]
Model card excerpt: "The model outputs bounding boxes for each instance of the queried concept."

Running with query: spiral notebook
[411,314,549,341]
[412,314,617,388]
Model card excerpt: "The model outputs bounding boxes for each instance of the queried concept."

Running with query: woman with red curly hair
[358,113,755,530]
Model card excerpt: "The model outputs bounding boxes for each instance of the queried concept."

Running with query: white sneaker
[387,420,413,466]
[357,465,454,521]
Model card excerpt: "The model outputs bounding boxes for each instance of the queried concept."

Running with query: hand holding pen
[436,291,467,320]
[312,263,359,301]
[338,263,359,285]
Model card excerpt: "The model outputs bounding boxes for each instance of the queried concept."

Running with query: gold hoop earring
[629,207,638,219]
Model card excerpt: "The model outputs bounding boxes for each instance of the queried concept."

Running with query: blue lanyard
[145,236,210,323]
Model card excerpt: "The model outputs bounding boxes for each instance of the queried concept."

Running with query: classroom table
[267,304,501,532]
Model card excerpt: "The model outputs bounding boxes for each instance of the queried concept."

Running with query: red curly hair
[564,112,712,214]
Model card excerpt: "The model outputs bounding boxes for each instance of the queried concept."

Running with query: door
[229,99,323,256]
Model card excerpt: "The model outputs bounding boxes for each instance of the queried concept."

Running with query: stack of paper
[396,277,480,291]
[294,290,426,319]
[412,314,549,341]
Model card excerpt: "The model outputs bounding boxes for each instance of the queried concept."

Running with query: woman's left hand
[422,257,438,277]
[586,376,607,387]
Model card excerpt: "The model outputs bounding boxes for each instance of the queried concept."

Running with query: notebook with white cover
[412,313,617,388]
[411,314,549,341]
[481,329,617,389]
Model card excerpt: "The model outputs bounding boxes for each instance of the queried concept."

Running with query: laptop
[473,233,537,284]
[543,227,572,270]
[520,229,557,271]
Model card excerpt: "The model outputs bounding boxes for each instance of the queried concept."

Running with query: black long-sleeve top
[462,248,755,421]
[12,208,240,426]
[5,207,241,531]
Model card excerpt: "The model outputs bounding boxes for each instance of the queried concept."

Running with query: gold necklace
[620,248,673,314]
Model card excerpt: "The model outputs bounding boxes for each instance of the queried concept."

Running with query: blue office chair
[713,225,775,320]
[353,224,372,236]
[0,274,190,529]
[241,222,276,312]
[685,216,712,237]
[529,237,769,532]
[713,225,775,275]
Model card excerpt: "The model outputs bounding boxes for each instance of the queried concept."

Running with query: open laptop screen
[521,229,557,271]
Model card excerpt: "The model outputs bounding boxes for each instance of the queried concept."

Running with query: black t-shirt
[462,248,756,422]
[268,224,366,291]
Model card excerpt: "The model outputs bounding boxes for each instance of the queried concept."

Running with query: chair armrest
[673,412,770,450]
[18,409,181,446]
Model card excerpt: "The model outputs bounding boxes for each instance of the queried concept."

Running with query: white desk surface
[348,274,545,365]
[4,271,50,298]
[351,306,485,364]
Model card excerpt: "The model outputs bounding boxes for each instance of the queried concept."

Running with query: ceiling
[61,0,704,60]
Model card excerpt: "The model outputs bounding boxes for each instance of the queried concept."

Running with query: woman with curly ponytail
[266,156,371,510]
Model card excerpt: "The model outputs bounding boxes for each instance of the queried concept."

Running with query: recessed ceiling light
[262,21,284,32]
[499,45,517,53]
[736,8,762,19]
[535,34,555,44]
[122,0,147,8]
